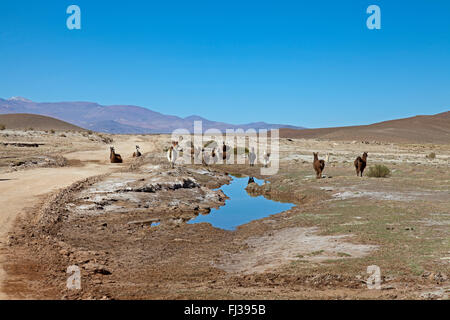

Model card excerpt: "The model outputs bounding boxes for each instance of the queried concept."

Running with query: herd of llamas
[109,139,369,178]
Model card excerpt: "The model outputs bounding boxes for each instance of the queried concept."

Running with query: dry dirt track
[0,136,159,299]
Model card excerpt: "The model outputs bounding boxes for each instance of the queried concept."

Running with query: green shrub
[87,130,94,135]
[426,152,436,159]
[50,129,55,134]
[0,124,5,130]
[367,165,391,178]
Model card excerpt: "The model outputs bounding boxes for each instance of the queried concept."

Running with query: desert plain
[0,123,449,300]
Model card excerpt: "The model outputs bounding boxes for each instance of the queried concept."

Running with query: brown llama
[189,142,195,162]
[222,142,227,160]
[110,146,123,163]
[313,152,325,179]
[132,145,142,158]
[211,148,218,164]
[354,152,368,177]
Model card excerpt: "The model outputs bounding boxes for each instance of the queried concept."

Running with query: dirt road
[0,136,159,299]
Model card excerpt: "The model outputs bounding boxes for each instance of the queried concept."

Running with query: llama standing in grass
[201,148,209,166]
[354,152,368,177]
[194,146,202,162]
[167,145,177,168]
[313,152,325,179]
[222,142,229,161]
[211,148,218,164]
[249,147,257,167]
[132,145,142,158]
[262,150,271,168]
[110,146,123,163]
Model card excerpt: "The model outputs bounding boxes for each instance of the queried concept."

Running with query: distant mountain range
[280,110,450,144]
[0,97,304,134]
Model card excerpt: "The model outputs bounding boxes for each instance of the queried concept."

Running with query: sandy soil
[0,131,163,299]
[1,133,449,300]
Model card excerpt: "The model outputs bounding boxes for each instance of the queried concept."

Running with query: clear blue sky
[1,0,449,128]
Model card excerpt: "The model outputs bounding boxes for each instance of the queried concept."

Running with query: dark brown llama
[222,142,227,160]
[313,152,325,179]
[110,146,123,163]
[354,152,368,177]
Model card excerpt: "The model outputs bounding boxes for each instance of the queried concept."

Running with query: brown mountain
[0,97,303,134]
[280,111,450,144]
[0,113,85,131]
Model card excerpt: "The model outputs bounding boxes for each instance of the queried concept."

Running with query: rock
[83,262,112,275]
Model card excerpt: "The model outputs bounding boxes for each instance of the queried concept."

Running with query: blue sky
[1,0,449,128]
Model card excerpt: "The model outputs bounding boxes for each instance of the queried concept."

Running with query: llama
[167,145,177,168]
[132,145,142,158]
[187,142,195,162]
[194,146,202,162]
[201,148,209,166]
[354,152,368,177]
[222,142,228,161]
[110,146,123,163]
[211,148,218,164]
[249,147,256,167]
[313,152,325,179]
[262,150,271,168]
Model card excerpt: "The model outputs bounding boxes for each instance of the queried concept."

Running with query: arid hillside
[280,111,450,144]
[0,113,85,131]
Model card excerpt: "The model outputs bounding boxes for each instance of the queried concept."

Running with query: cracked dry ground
[3,139,450,300]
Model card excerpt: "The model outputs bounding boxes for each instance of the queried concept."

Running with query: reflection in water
[188,177,294,230]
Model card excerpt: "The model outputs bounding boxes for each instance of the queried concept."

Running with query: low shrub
[426,152,436,159]
[367,164,391,178]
